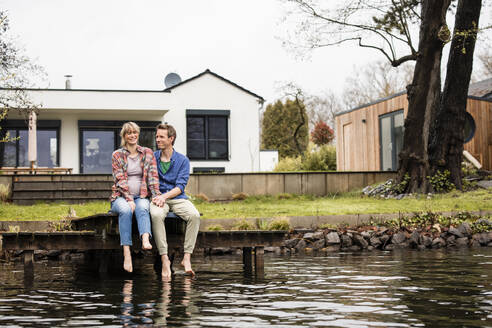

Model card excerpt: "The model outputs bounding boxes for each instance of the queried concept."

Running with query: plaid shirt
[110,145,161,202]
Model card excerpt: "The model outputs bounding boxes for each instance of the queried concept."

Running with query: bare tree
[304,90,342,130]
[342,60,414,109]
[0,10,44,142]
[478,51,492,77]
[282,0,420,66]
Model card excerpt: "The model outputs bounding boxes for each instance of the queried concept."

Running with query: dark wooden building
[335,78,492,171]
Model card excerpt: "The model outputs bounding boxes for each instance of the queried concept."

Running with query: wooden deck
[0,212,287,276]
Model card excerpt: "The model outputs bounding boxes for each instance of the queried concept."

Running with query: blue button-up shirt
[154,149,189,200]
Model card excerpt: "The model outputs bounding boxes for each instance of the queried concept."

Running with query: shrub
[268,218,290,230]
[276,193,294,200]
[427,170,455,193]
[233,219,255,230]
[256,218,270,230]
[207,224,223,231]
[0,183,10,202]
[232,192,248,201]
[302,144,336,171]
[274,156,302,172]
[311,120,334,146]
[319,223,337,229]
[273,144,336,172]
[8,225,20,233]
[193,193,210,203]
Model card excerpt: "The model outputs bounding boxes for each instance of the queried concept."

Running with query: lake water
[0,248,491,327]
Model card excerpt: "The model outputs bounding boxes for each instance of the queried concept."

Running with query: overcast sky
[1,0,490,104]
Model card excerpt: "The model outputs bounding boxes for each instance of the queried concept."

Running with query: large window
[186,110,229,160]
[78,120,159,174]
[0,120,59,167]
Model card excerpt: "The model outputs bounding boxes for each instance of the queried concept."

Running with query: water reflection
[0,248,490,327]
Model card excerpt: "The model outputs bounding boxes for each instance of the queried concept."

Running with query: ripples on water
[0,248,491,327]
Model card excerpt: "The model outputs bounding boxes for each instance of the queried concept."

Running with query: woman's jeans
[111,196,151,246]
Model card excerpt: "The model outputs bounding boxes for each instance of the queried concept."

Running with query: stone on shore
[421,235,433,247]
[370,236,382,248]
[448,227,464,238]
[312,231,325,240]
[312,239,326,250]
[409,230,420,246]
[325,232,340,244]
[295,239,308,252]
[457,222,472,237]
[380,234,390,244]
[432,237,446,249]
[456,237,469,247]
[353,235,368,249]
[341,235,353,247]
[392,232,407,244]
[284,238,300,249]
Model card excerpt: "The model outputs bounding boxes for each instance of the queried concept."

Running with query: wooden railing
[0,167,73,175]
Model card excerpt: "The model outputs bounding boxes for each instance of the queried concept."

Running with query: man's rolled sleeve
[175,159,190,194]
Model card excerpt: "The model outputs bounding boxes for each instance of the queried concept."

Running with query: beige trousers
[150,199,200,255]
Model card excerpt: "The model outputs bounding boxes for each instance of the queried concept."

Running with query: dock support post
[23,250,34,267]
[23,250,34,286]
[254,246,264,276]
[243,247,253,274]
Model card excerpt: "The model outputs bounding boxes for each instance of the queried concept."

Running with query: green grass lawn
[0,189,490,221]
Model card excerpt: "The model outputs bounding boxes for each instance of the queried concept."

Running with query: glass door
[81,130,115,174]
[379,110,404,171]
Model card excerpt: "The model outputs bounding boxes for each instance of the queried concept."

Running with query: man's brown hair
[156,123,176,145]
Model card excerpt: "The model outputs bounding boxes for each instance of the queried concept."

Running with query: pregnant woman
[110,122,160,272]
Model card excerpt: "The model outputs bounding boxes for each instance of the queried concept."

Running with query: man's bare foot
[161,255,172,281]
[142,233,152,250]
[123,246,133,273]
[181,253,195,276]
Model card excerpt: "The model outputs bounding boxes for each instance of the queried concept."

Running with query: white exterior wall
[165,74,261,173]
[3,72,262,173]
[259,150,279,172]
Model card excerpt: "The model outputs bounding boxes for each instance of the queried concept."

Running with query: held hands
[152,194,167,207]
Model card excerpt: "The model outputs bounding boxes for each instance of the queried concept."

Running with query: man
[150,124,200,279]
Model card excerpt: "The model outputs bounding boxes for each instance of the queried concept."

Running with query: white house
[0,69,267,174]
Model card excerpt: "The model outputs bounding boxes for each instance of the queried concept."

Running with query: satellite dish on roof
[164,72,182,88]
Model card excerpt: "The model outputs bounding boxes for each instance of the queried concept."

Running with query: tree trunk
[397,0,451,193]
[428,0,482,190]
[293,95,307,156]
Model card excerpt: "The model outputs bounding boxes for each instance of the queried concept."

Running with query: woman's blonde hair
[120,122,140,147]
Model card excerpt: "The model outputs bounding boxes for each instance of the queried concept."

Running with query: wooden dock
[0,213,287,276]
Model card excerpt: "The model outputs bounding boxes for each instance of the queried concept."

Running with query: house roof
[335,78,492,117]
[0,87,171,93]
[468,77,492,99]
[163,69,265,102]
[0,69,265,101]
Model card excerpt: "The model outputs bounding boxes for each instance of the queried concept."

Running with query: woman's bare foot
[161,255,172,281]
[181,253,195,276]
[123,246,133,273]
[141,233,152,250]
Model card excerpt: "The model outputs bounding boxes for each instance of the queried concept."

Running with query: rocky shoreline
[282,220,492,254]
